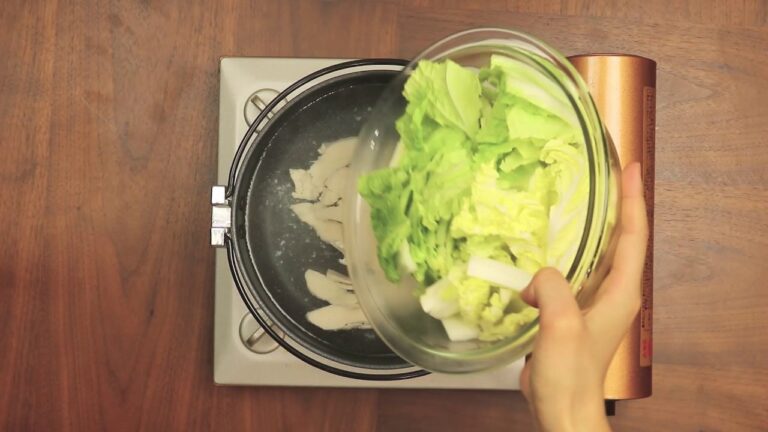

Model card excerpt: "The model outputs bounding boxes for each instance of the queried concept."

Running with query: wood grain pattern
[1,0,766,431]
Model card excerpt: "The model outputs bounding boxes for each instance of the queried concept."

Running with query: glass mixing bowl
[344,28,621,373]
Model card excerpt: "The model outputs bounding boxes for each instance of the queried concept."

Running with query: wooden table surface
[2,0,767,430]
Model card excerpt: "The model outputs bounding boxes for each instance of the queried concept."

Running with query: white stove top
[213,57,523,389]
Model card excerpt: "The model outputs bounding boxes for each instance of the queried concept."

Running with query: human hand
[519,163,649,432]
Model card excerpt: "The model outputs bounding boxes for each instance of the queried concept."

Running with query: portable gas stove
[211,54,655,408]
[213,57,524,388]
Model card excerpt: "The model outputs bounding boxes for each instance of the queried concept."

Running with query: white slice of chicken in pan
[325,269,352,286]
[319,167,349,206]
[290,203,344,252]
[306,305,371,331]
[289,168,320,200]
[309,137,356,187]
[304,270,357,307]
[313,203,343,223]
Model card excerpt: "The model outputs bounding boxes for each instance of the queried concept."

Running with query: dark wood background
[2,0,767,430]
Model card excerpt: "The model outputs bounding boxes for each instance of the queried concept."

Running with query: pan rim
[227,60,427,379]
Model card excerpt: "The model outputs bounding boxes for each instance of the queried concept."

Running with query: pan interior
[239,71,410,369]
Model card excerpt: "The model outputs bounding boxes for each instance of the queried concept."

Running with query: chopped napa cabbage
[358,54,589,341]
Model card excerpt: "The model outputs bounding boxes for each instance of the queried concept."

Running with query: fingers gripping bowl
[345,28,621,373]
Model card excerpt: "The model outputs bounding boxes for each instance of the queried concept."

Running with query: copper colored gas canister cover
[569,54,656,400]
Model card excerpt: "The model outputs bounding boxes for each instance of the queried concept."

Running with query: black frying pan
[228,60,426,379]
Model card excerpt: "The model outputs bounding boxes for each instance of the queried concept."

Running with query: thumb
[522,268,582,332]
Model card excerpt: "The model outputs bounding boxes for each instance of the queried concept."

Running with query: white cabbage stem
[467,256,533,291]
